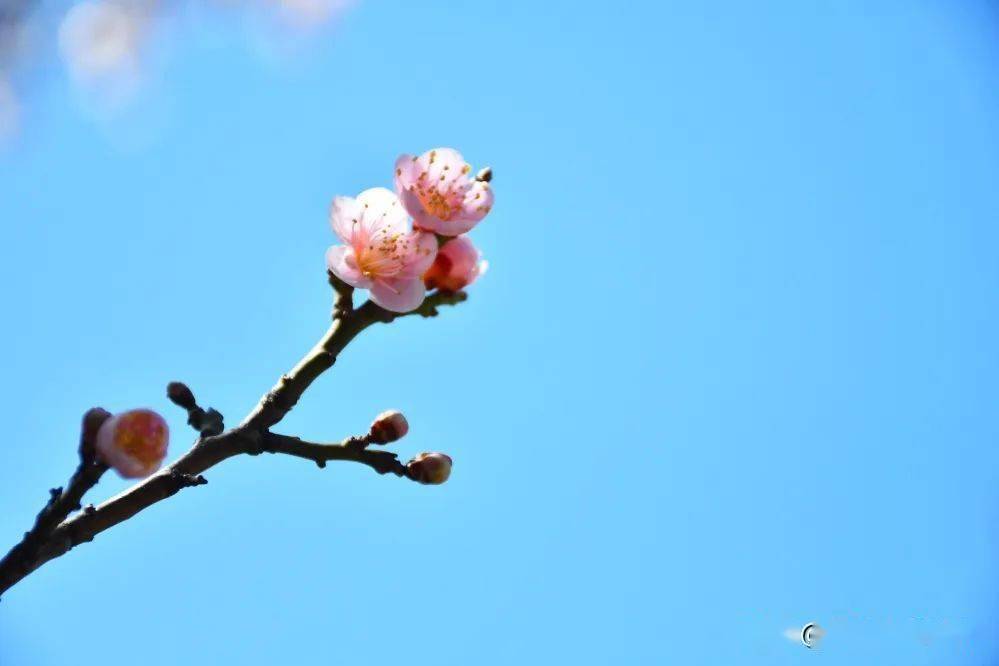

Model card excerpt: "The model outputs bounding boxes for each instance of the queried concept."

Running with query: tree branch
[241,290,467,432]
[262,432,410,477]
[0,289,467,598]
[0,408,111,593]
[167,381,224,438]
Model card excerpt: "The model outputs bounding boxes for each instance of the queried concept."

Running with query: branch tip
[168,382,224,438]
[167,382,197,410]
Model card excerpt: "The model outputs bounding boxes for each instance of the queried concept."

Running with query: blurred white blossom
[0,76,19,140]
[0,0,357,141]
[58,1,154,84]
[271,0,353,29]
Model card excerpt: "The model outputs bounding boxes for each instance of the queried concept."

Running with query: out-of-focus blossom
[0,77,18,141]
[270,0,353,29]
[395,148,494,236]
[407,452,452,485]
[326,187,438,313]
[369,409,408,444]
[423,235,486,293]
[58,0,154,93]
[96,409,169,479]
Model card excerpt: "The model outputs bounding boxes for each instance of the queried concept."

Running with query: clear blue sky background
[1,1,998,664]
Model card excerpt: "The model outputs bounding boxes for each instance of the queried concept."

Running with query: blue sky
[2,1,999,664]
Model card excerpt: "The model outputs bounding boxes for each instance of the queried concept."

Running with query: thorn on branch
[167,382,225,438]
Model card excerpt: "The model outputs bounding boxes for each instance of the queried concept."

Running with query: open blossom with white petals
[394,148,494,236]
[326,187,438,313]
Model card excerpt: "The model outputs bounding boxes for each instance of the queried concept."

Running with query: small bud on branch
[407,452,452,485]
[167,382,224,438]
[167,382,197,410]
[368,410,409,444]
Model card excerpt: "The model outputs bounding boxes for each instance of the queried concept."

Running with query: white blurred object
[271,0,353,29]
[58,1,153,82]
[0,76,19,140]
[58,0,161,112]
[783,622,825,649]
[801,622,825,648]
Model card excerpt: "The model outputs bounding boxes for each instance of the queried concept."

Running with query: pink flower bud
[407,452,452,485]
[423,235,486,293]
[95,409,169,479]
[368,409,409,444]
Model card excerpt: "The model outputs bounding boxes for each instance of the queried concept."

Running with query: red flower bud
[423,235,485,293]
[369,410,409,444]
[407,452,452,485]
[95,409,169,479]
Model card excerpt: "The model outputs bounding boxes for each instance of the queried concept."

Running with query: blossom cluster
[326,147,492,312]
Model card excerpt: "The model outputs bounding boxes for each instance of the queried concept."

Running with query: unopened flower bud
[369,410,409,444]
[407,452,452,485]
[166,381,197,410]
[80,407,111,459]
[423,235,486,293]
[95,409,169,479]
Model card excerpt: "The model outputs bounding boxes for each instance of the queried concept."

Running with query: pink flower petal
[326,245,373,289]
[329,195,362,244]
[396,231,439,279]
[370,277,427,313]
[355,187,407,241]
[419,147,466,183]
[459,180,494,224]
[394,153,420,190]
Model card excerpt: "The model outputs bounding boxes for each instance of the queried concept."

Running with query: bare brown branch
[241,290,467,432]
[0,289,467,598]
[0,408,111,593]
[262,432,410,477]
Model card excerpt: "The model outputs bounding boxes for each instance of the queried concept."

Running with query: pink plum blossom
[326,187,438,313]
[394,148,493,236]
[423,235,487,293]
[96,409,169,479]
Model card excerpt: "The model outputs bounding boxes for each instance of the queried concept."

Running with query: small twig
[262,432,409,477]
[0,408,111,593]
[167,382,224,438]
